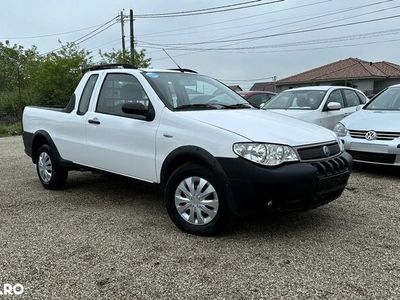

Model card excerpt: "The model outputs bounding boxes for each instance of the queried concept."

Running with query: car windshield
[263,90,326,110]
[142,72,252,110]
[364,87,400,110]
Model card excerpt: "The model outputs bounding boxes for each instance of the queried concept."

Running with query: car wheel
[165,163,227,236]
[36,144,68,190]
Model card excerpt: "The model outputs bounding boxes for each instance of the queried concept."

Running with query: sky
[1,0,400,89]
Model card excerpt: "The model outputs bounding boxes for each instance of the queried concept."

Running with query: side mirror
[327,102,341,111]
[122,103,155,121]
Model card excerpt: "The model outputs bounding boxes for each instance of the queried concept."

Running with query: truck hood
[341,109,400,131]
[180,109,337,146]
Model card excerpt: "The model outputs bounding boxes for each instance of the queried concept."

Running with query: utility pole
[120,11,126,60]
[130,9,135,64]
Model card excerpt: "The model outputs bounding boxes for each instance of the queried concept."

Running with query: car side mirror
[327,102,341,111]
[122,103,155,121]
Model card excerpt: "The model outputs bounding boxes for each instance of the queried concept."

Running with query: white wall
[353,80,374,94]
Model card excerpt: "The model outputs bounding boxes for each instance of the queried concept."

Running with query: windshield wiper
[175,104,219,110]
[221,103,253,109]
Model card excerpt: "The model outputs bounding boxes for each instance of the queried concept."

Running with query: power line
[149,36,400,62]
[138,0,330,36]
[41,16,118,56]
[240,36,400,54]
[142,13,400,46]
[204,0,396,46]
[134,0,266,17]
[72,17,118,44]
[180,1,400,54]
[134,0,284,18]
[74,21,118,45]
[140,28,400,54]
[138,7,400,52]
[138,0,391,39]
[0,24,110,40]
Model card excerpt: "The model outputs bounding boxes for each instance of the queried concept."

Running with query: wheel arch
[32,130,62,163]
[160,146,228,188]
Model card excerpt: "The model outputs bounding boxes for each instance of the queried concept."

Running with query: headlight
[334,122,348,137]
[233,143,299,166]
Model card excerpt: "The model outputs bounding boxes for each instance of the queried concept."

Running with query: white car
[262,86,368,129]
[334,84,400,166]
[22,65,352,235]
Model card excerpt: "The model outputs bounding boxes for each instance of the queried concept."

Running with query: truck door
[84,72,158,182]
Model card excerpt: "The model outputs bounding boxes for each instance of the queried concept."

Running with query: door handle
[88,118,101,125]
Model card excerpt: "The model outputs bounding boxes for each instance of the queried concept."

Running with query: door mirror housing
[121,102,155,121]
[327,102,341,111]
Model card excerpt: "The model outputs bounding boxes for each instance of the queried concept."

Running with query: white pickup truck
[22,64,352,235]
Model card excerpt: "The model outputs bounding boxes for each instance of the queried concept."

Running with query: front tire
[165,163,228,236]
[36,145,68,190]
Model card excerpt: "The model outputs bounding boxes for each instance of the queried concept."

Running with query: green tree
[99,48,151,68]
[0,41,40,116]
[0,40,152,121]
[29,42,93,106]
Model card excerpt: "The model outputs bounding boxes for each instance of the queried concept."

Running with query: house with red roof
[260,58,400,97]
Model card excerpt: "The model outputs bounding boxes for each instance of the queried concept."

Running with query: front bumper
[342,135,400,166]
[217,152,352,215]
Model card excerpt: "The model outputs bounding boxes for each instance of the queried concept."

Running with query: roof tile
[277,58,400,84]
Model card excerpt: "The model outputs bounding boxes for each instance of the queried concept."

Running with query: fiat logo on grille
[365,130,377,141]
[323,146,331,157]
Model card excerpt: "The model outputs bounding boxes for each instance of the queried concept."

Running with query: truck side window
[97,73,150,117]
[77,74,99,115]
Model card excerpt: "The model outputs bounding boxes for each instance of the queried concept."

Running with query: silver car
[334,84,400,166]
[262,86,368,129]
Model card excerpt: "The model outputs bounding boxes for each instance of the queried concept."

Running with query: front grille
[349,130,400,141]
[273,156,351,212]
[311,156,351,177]
[297,142,341,160]
[347,150,396,164]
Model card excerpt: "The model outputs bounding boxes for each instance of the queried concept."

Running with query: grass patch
[0,121,22,137]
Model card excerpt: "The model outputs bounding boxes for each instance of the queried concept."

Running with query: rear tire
[165,163,228,236]
[36,144,68,190]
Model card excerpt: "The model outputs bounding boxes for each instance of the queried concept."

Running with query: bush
[0,121,22,137]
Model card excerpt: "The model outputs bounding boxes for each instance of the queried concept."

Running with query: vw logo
[323,146,331,157]
[365,131,377,141]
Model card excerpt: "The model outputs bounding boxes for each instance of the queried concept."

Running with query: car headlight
[233,143,299,166]
[334,122,348,137]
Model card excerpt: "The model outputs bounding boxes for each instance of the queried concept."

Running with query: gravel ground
[0,136,399,299]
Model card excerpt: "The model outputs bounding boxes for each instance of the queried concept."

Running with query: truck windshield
[263,90,326,110]
[142,72,252,110]
[364,87,400,111]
